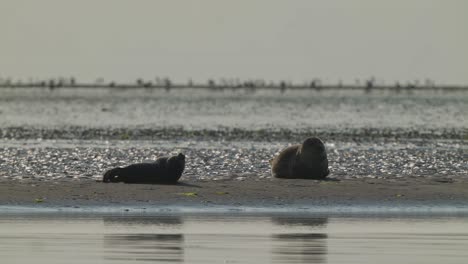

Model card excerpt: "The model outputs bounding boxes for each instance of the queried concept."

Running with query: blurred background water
[0,88,466,132]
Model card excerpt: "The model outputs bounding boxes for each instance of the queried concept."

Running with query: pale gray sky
[1,0,467,84]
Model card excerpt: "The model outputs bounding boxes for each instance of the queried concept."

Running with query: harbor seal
[270,137,329,179]
[103,153,185,184]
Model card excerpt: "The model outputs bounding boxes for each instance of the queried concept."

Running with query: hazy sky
[1,0,467,84]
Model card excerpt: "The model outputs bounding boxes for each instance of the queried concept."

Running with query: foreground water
[1,213,467,263]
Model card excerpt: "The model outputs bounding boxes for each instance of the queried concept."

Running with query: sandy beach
[1,177,467,211]
[0,88,466,212]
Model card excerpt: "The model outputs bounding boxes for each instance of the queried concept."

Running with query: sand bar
[1,178,467,213]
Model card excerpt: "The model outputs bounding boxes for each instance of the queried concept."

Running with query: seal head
[165,153,185,182]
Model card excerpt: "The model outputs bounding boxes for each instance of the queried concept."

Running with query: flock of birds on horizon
[0,76,450,91]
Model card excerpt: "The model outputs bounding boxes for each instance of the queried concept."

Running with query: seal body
[103,153,185,183]
[271,137,329,179]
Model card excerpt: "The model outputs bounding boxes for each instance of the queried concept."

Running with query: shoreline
[2,83,468,91]
[1,126,466,141]
[1,178,467,214]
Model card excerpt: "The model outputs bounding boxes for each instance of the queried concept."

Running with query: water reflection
[3,214,468,263]
[272,216,328,227]
[103,216,184,263]
[271,217,328,263]
[103,215,183,226]
[104,234,184,263]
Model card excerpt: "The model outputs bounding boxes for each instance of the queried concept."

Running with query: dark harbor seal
[103,153,185,184]
[270,137,329,179]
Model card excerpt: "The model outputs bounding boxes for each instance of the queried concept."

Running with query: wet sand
[1,177,467,210]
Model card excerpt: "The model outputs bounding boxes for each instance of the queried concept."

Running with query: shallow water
[0,87,466,131]
[1,214,467,263]
[0,138,466,181]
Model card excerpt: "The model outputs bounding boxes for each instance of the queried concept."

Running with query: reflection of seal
[103,153,185,183]
[271,137,329,179]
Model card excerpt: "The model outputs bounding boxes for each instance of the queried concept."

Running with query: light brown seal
[270,137,329,179]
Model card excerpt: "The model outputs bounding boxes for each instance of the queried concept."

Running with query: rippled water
[1,214,467,263]
[0,87,466,130]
